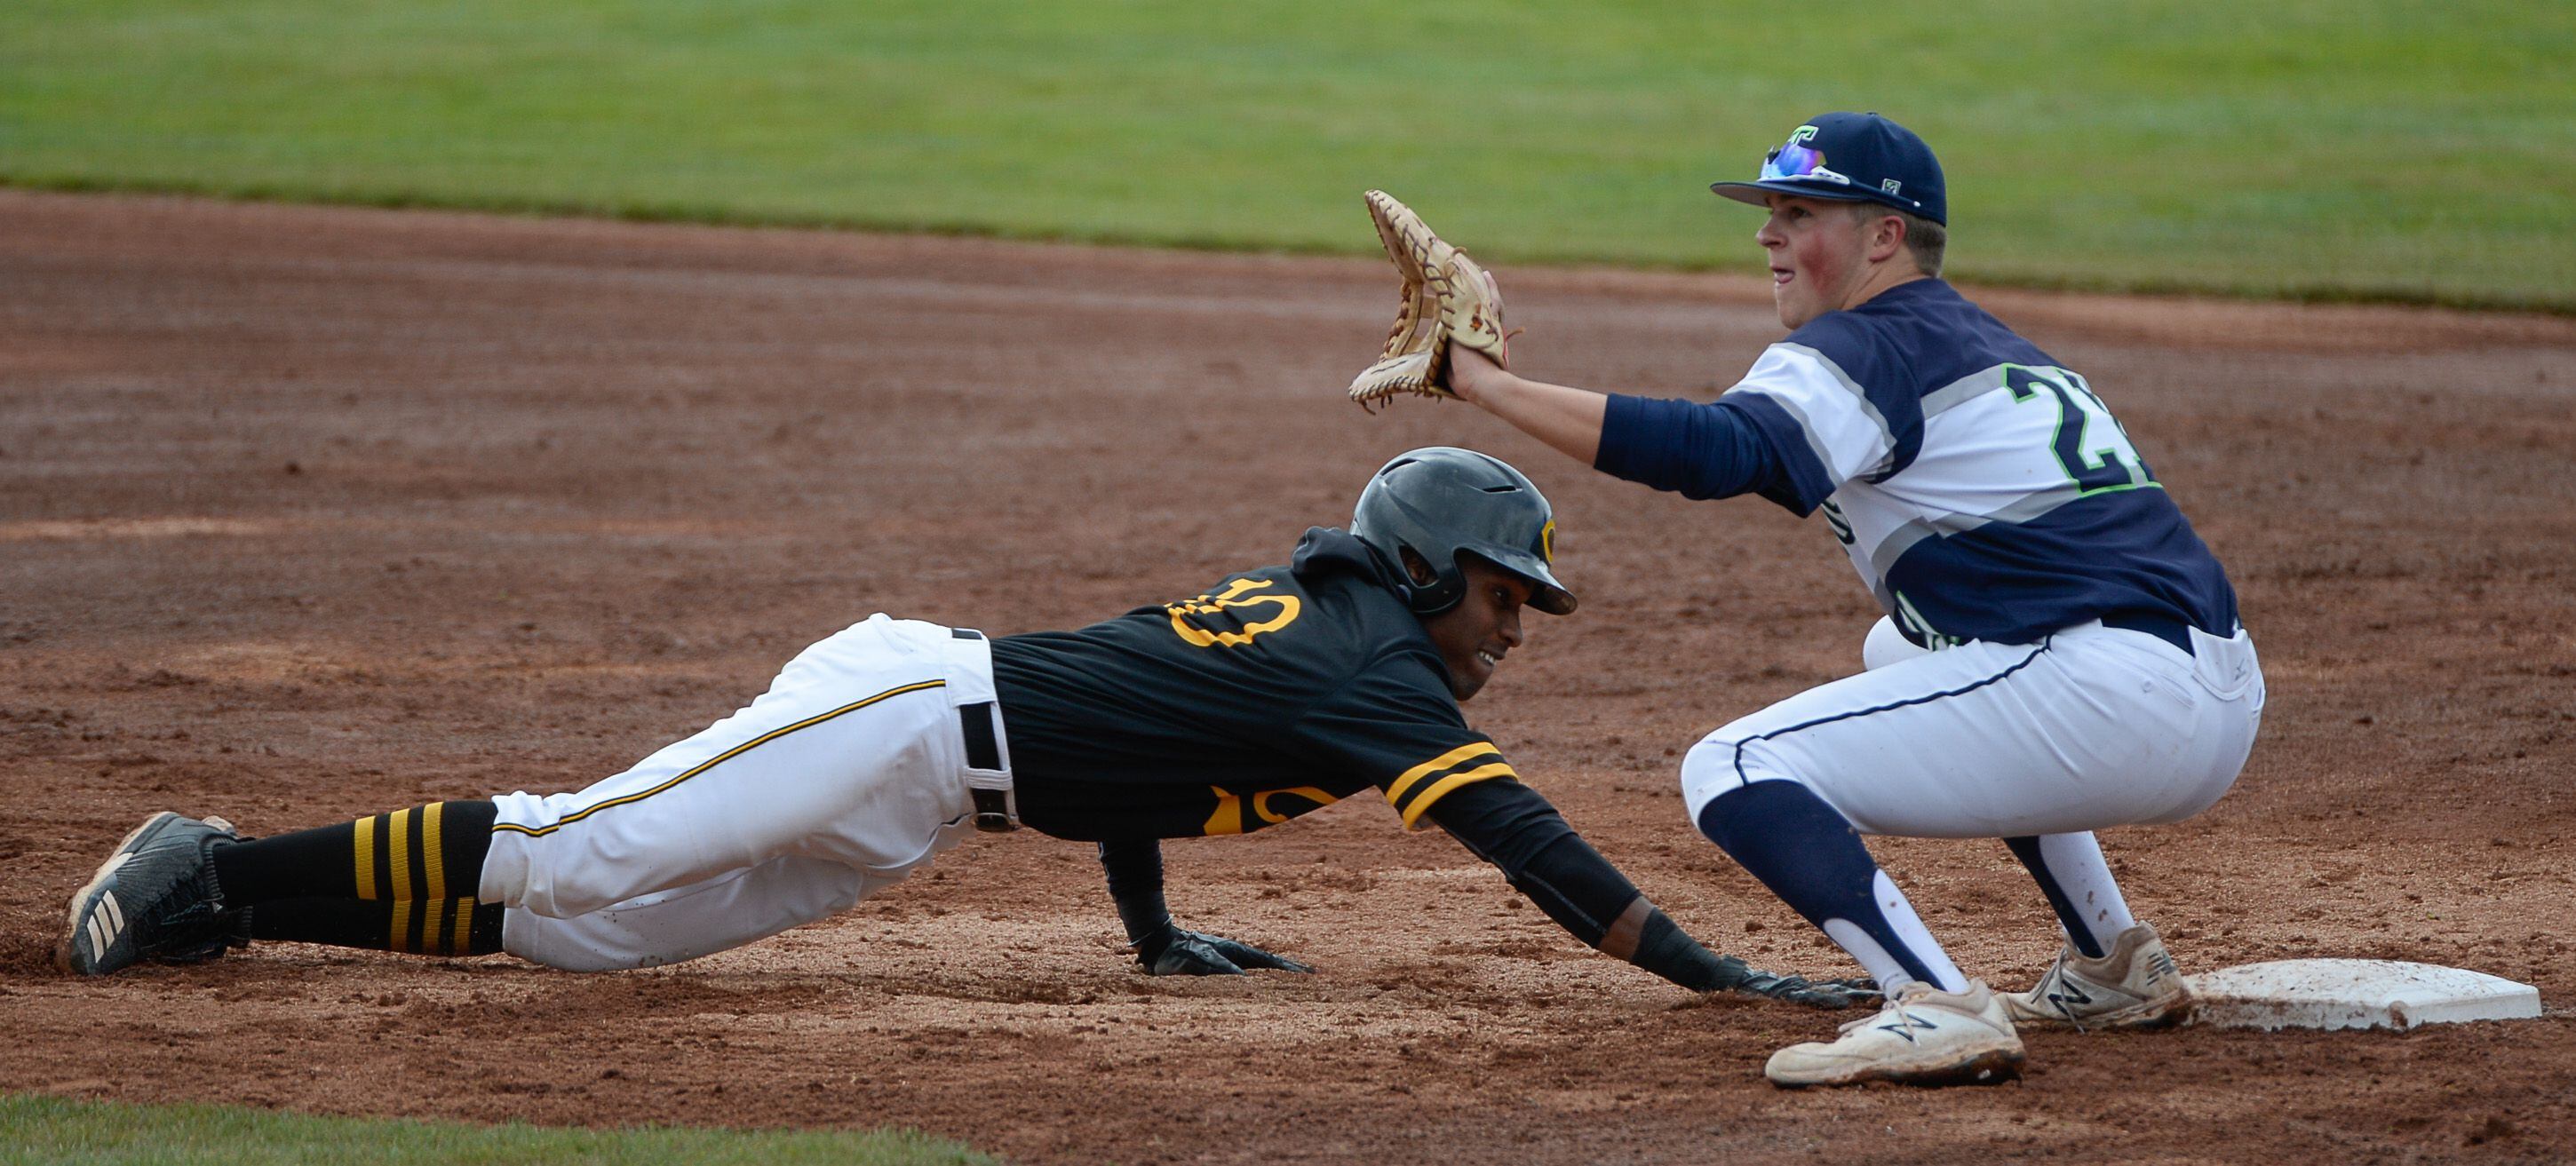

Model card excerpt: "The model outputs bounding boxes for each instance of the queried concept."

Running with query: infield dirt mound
[3,190,2572,1164]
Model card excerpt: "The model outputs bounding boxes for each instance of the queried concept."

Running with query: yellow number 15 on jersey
[1165,578,1302,647]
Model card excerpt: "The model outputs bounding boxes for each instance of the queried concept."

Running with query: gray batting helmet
[1352,447,1576,616]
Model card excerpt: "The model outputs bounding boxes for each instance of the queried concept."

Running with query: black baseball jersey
[991,527,1513,841]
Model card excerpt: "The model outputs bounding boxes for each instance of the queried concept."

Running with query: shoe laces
[1836,986,1939,1037]
[138,832,236,949]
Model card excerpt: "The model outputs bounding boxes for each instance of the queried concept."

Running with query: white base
[2186,959,2541,1031]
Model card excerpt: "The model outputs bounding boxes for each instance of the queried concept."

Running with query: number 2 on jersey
[2005,365,2159,495]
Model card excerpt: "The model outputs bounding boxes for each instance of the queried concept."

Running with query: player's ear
[1866,210,1907,262]
[1399,547,1438,587]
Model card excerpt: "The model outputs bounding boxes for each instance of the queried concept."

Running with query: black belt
[950,628,1016,832]
[956,702,1015,832]
[2101,612,2196,658]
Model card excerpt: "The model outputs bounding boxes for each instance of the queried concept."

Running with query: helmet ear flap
[1397,547,1438,588]
[1389,544,1464,615]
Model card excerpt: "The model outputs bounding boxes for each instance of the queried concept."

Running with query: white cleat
[1765,979,2024,1089]
[2003,922,2190,1030]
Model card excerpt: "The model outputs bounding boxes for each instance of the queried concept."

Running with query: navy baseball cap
[1710,112,1946,226]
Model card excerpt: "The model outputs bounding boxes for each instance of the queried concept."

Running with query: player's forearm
[1483,827,1634,949]
[1505,833,1753,990]
[1604,897,1760,993]
[1423,778,1733,988]
[1095,838,1172,945]
[1096,837,1310,975]
[1453,364,1608,465]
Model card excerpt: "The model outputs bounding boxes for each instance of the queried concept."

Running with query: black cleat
[55,812,250,976]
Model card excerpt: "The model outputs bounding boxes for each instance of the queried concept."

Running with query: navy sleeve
[1593,393,1794,504]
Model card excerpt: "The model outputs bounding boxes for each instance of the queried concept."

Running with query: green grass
[0,1094,994,1166]
[2,0,2570,309]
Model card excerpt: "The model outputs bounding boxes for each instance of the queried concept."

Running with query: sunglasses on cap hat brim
[1711,141,1902,210]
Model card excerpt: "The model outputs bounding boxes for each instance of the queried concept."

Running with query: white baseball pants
[479,615,1008,971]
[1682,619,2264,839]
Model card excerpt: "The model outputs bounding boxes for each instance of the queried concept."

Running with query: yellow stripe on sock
[421,802,448,953]
[450,900,477,956]
[387,808,413,949]
[388,808,413,901]
[353,816,378,900]
[422,802,447,902]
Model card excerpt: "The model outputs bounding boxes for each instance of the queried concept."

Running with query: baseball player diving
[57,448,1870,1014]
[1348,114,2265,1087]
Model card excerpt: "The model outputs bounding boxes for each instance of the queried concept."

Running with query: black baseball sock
[211,799,504,955]
[247,896,505,956]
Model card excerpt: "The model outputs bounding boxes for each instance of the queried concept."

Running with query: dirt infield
[4,190,2572,1164]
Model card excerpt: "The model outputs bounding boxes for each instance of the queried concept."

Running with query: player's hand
[1447,345,1507,405]
[1134,924,1315,976]
[1713,955,1880,1009]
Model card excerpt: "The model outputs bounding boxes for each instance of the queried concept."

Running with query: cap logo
[1538,520,1556,564]
[1881,178,1903,194]
[1787,124,1820,145]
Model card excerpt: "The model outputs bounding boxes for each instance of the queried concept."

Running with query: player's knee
[1682,733,1822,835]
[1680,732,1785,829]
[1677,735,1737,828]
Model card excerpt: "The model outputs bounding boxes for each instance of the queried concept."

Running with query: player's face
[1421,558,1533,702]
[1755,194,1873,329]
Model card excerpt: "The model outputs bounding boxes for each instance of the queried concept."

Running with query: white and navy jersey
[1594,279,2236,646]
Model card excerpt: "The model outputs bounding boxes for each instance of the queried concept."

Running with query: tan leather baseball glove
[1347,191,1510,410]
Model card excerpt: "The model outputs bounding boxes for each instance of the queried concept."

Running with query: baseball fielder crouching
[1383,114,2264,1086]
[57,449,1866,1011]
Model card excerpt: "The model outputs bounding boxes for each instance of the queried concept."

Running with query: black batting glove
[1713,956,1880,1009]
[1132,923,1314,976]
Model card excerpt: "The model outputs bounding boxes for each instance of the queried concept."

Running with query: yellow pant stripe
[353,815,378,900]
[1399,762,1519,829]
[1384,740,1499,806]
[491,679,947,838]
